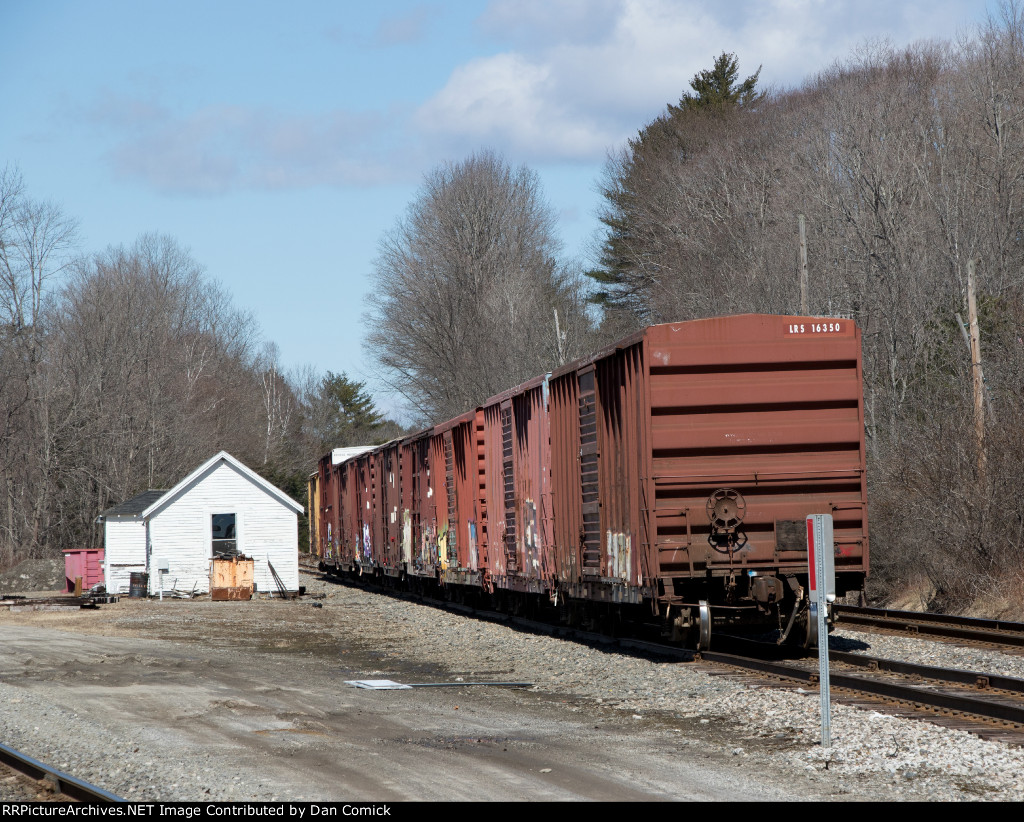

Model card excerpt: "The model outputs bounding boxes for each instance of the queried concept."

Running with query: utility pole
[798,214,809,314]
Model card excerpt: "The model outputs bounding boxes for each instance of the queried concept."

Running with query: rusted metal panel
[512,379,553,584]
[316,453,340,565]
[378,442,403,571]
[596,343,649,589]
[550,345,650,596]
[398,435,415,567]
[306,473,319,557]
[405,431,435,574]
[480,402,507,578]
[210,587,252,601]
[453,413,482,574]
[210,557,254,600]
[346,456,372,567]
[429,411,482,579]
[480,375,553,591]
[473,409,488,572]
[549,370,582,584]
[362,453,381,568]
[426,427,448,571]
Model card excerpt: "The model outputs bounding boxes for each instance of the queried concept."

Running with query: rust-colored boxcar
[314,452,340,565]
[481,375,554,594]
[549,315,867,624]
[402,430,435,576]
[431,411,485,585]
[317,315,868,644]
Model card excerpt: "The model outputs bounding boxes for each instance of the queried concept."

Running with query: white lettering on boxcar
[787,321,843,334]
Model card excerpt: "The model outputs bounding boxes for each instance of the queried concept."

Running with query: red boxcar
[318,315,868,644]
[479,375,554,594]
[430,411,484,585]
[549,315,867,625]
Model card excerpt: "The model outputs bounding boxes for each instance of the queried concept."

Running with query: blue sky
[1,0,995,414]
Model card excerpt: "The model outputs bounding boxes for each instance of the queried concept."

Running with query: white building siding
[147,459,299,595]
[241,504,299,593]
[103,519,146,594]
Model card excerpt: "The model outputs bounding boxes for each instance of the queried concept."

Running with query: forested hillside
[591,10,1024,610]
[0,178,400,566]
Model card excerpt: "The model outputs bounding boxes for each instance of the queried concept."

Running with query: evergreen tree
[308,372,387,450]
[673,52,764,113]
[592,53,764,323]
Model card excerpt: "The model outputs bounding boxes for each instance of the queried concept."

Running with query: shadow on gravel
[828,635,871,652]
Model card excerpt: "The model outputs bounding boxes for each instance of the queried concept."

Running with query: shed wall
[103,519,146,594]
[148,461,299,594]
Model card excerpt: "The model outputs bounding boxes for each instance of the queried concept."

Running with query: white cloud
[416,0,983,162]
[415,52,613,160]
[83,0,985,193]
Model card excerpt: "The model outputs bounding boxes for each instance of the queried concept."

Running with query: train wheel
[696,600,711,651]
[786,604,819,649]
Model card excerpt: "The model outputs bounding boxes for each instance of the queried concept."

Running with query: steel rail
[0,742,124,802]
[318,570,1024,734]
[828,650,1024,695]
[698,650,1024,727]
[835,605,1024,648]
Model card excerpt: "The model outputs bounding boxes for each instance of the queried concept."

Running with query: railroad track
[695,643,1024,746]
[313,569,1024,745]
[835,604,1024,652]
[0,742,123,802]
[490,610,1024,745]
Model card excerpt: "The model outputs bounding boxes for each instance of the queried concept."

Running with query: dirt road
[0,572,992,801]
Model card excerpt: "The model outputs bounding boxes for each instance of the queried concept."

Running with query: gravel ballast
[0,571,1022,801]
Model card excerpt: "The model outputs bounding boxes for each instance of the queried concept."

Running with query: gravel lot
[1,569,1023,802]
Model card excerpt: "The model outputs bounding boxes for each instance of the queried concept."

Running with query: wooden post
[798,214,809,314]
[966,259,987,483]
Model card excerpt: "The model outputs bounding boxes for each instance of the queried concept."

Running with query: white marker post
[806,514,835,748]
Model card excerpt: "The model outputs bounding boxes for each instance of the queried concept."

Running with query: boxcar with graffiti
[309,315,869,647]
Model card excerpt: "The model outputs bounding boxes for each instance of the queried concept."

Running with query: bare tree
[366,150,593,423]
[0,167,79,562]
[48,234,268,548]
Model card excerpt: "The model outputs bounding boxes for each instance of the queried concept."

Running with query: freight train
[308,315,869,649]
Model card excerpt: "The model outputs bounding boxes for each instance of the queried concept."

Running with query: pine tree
[673,52,764,113]
[309,372,387,450]
[592,53,764,323]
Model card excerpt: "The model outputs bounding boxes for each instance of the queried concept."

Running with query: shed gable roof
[141,451,304,519]
[100,489,169,518]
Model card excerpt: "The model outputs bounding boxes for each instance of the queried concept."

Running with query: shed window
[212,513,237,557]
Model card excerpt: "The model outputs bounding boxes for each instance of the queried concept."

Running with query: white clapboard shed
[99,451,303,597]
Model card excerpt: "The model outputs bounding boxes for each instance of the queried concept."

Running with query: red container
[432,410,485,583]
[404,432,434,575]
[378,441,403,574]
[63,548,105,593]
[481,374,555,593]
[315,453,340,565]
[549,314,868,605]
